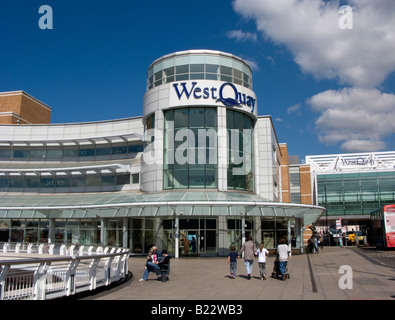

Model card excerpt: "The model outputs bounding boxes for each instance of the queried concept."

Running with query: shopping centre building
[306,152,395,230]
[0,50,326,256]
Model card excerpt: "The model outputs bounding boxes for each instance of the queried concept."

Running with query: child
[256,243,269,280]
[227,245,239,279]
[147,246,158,265]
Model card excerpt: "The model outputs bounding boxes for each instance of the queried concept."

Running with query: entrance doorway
[163,217,217,256]
[179,229,217,256]
[180,230,198,256]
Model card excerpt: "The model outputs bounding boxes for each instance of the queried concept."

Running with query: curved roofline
[0,115,143,128]
[0,201,325,226]
[147,49,252,73]
[0,200,326,211]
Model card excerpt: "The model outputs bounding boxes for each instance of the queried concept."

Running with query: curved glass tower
[141,50,257,193]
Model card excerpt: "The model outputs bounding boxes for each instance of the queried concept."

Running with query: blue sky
[1,0,394,160]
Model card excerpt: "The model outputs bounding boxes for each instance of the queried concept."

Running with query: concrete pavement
[83,246,395,300]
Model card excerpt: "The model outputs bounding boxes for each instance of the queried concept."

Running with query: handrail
[0,242,131,300]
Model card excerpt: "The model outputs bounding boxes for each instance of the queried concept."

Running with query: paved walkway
[83,246,395,300]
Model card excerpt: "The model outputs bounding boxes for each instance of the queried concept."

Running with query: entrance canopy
[0,191,325,226]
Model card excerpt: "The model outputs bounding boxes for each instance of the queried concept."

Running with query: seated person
[139,249,170,281]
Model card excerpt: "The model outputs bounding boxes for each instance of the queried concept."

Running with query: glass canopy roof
[0,191,325,226]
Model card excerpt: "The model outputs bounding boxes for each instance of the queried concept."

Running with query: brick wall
[0,91,51,124]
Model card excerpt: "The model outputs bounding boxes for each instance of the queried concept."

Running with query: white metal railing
[0,242,130,300]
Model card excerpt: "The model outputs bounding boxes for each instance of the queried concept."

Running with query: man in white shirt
[276,238,290,280]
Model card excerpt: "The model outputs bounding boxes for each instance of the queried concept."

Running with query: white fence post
[66,259,79,296]
[89,258,100,290]
[33,262,51,300]
[60,245,66,255]
[0,265,10,300]
[69,245,76,256]
[49,244,55,255]
[104,257,114,285]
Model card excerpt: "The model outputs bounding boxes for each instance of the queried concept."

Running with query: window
[164,108,217,189]
[0,149,11,160]
[131,173,139,184]
[47,149,63,160]
[226,110,253,192]
[79,148,95,157]
[30,149,46,160]
[96,147,111,156]
[101,175,115,186]
[13,149,29,160]
[116,174,130,185]
[147,58,252,90]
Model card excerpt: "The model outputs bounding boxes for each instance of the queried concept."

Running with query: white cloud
[287,103,301,114]
[241,57,260,71]
[307,88,395,151]
[232,0,395,88]
[227,30,257,42]
[340,140,387,153]
[232,0,395,152]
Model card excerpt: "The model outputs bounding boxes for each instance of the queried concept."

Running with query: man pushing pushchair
[271,238,290,280]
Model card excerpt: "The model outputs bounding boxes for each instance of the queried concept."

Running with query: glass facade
[0,143,143,161]
[163,107,217,189]
[226,110,253,191]
[0,172,134,192]
[147,53,252,90]
[54,219,100,244]
[0,136,142,193]
[128,218,156,254]
[317,171,395,217]
[3,219,101,244]
[261,217,296,249]
[289,166,301,203]
[163,218,218,256]
[9,219,49,243]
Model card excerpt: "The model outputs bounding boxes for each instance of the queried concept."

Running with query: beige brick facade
[299,164,312,204]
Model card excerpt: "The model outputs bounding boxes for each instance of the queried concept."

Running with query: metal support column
[175,216,179,259]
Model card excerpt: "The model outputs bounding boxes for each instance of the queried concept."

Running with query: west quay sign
[170,80,257,114]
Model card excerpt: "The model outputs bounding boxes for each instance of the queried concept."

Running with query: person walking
[276,238,290,281]
[239,236,257,280]
[256,243,269,280]
[227,245,239,279]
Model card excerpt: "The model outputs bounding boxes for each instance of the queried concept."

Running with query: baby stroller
[271,258,290,280]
